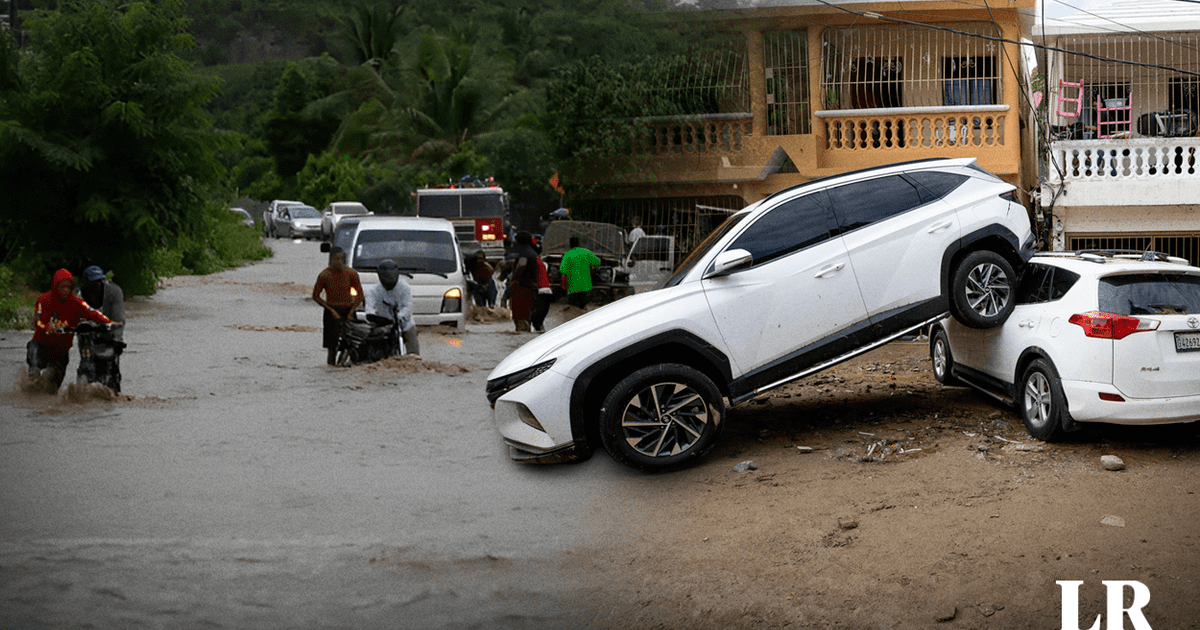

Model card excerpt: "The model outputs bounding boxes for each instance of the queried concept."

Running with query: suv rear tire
[951,250,1016,329]
[599,364,725,472]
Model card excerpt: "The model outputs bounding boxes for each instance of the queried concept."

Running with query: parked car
[486,157,1035,471]
[930,251,1200,440]
[321,201,372,240]
[228,207,254,227]
[323,217,467,329]
[542,221,634,303]
[263,199,302,237]
[270,204,323,240]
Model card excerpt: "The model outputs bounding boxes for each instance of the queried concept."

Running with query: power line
[1045,0,1200,54]
[811,0,1200,78]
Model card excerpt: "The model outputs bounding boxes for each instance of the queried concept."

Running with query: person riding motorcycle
[27,269,112,392]
[364,259,420,356]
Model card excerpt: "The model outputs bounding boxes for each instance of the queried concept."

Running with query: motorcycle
[75,320,125,392]
[334,313,404,367]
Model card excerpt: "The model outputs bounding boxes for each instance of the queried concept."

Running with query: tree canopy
[0,0,265,294]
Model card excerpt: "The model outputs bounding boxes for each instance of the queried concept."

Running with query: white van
[326,217,467,329]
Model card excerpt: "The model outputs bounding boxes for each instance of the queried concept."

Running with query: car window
[1017,263,1080,304]
[729,191,835,267]
[904,171,969,203]
[826,176,924,233]
[353,229,459,275]
[289,207,320,219]
[333,223,358,253]
[1098,273,1200,315]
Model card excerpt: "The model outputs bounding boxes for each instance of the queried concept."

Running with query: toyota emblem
[1190,317,1200,329]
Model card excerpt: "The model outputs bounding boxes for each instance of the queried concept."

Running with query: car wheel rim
[933,339,948,378]
[620,381,710,458]
[1023,372,1052,428]
[965,263,1011,318]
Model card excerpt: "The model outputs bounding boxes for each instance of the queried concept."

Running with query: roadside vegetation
[0,0,717,309]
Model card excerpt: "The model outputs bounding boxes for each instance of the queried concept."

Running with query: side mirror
[320,242,331,253]
[706,248,752,278]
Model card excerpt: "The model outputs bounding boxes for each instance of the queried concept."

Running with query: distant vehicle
[228,207,254,227]
[323,217,467,329]
[541,222,676,301]
[542,221,633,303]
[416,184,508,259]
[263,199,302,237]
[321,201,372,240]
[487,157,1034,472]
[931,251,1200,440]
[270,204,322,240]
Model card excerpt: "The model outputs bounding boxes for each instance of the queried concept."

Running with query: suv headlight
[596,267,614,283]
[486,359,556,405]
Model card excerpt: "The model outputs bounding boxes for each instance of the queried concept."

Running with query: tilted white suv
[931,251,1200,439]
[487,158,1036,472]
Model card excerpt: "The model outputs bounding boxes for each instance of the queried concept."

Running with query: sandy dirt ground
[572,344,1200,629]
[1,239,1199,629]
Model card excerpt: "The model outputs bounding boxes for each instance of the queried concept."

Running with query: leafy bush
[0,264,36,330]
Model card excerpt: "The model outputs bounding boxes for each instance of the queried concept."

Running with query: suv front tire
[951,250,1016,328]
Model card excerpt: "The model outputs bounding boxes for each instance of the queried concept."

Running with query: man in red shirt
[312,247,364,365]
[27,268,112,392]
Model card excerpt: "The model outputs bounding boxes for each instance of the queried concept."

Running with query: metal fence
[1067,233,1200,265]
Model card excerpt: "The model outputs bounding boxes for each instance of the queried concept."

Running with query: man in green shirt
[559,236,601,308]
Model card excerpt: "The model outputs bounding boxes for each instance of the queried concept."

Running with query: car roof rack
[1036,249,1190,265]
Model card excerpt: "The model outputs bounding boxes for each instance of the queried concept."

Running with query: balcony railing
[614,113,754,156]
[816,106,1009,151]
[1047,138,1200,184]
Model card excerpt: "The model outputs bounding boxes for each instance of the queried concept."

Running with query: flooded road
[0,239,631,629]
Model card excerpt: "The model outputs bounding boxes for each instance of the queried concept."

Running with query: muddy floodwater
[0,239,630,629]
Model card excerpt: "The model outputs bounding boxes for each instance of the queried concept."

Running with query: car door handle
[814,263,846,278]
[926,221,953,234]
[1017,319,1036,328]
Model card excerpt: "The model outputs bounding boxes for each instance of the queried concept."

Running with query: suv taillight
[476,218,503,242]
[1068,311,1159,340]
[999,190,1018,203]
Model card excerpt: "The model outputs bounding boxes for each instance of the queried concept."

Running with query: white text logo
[1057,580,1152,630]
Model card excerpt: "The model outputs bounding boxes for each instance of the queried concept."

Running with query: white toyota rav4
[931,251,1200,439]
[487,158,1036,472]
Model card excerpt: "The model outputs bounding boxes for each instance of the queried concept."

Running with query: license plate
[1175,331,1200,352]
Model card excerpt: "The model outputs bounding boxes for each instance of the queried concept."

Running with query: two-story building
[1036,0,1200,263]
[564,0,1035,255]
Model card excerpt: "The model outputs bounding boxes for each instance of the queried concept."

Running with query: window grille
[1067,233,1200,265]
[655,31,750,116]
[821,24,1004,110]
[764,31,811,135]
[1053,33,1200,138]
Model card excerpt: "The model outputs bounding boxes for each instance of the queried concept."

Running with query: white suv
[323,217,467,329]
[487,158,1035,471]
[931,251,1200,439]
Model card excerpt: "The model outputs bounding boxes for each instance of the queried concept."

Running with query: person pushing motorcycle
[27,269,112,392]
[313,247,364,365]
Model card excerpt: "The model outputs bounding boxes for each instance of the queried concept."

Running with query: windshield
[334,204,368,216]
[661,212,749,289]
[418,192,506,219]
[353,229,459,275]
[289,206,320,219]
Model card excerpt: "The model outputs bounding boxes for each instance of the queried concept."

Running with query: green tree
[0,0,240,294]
